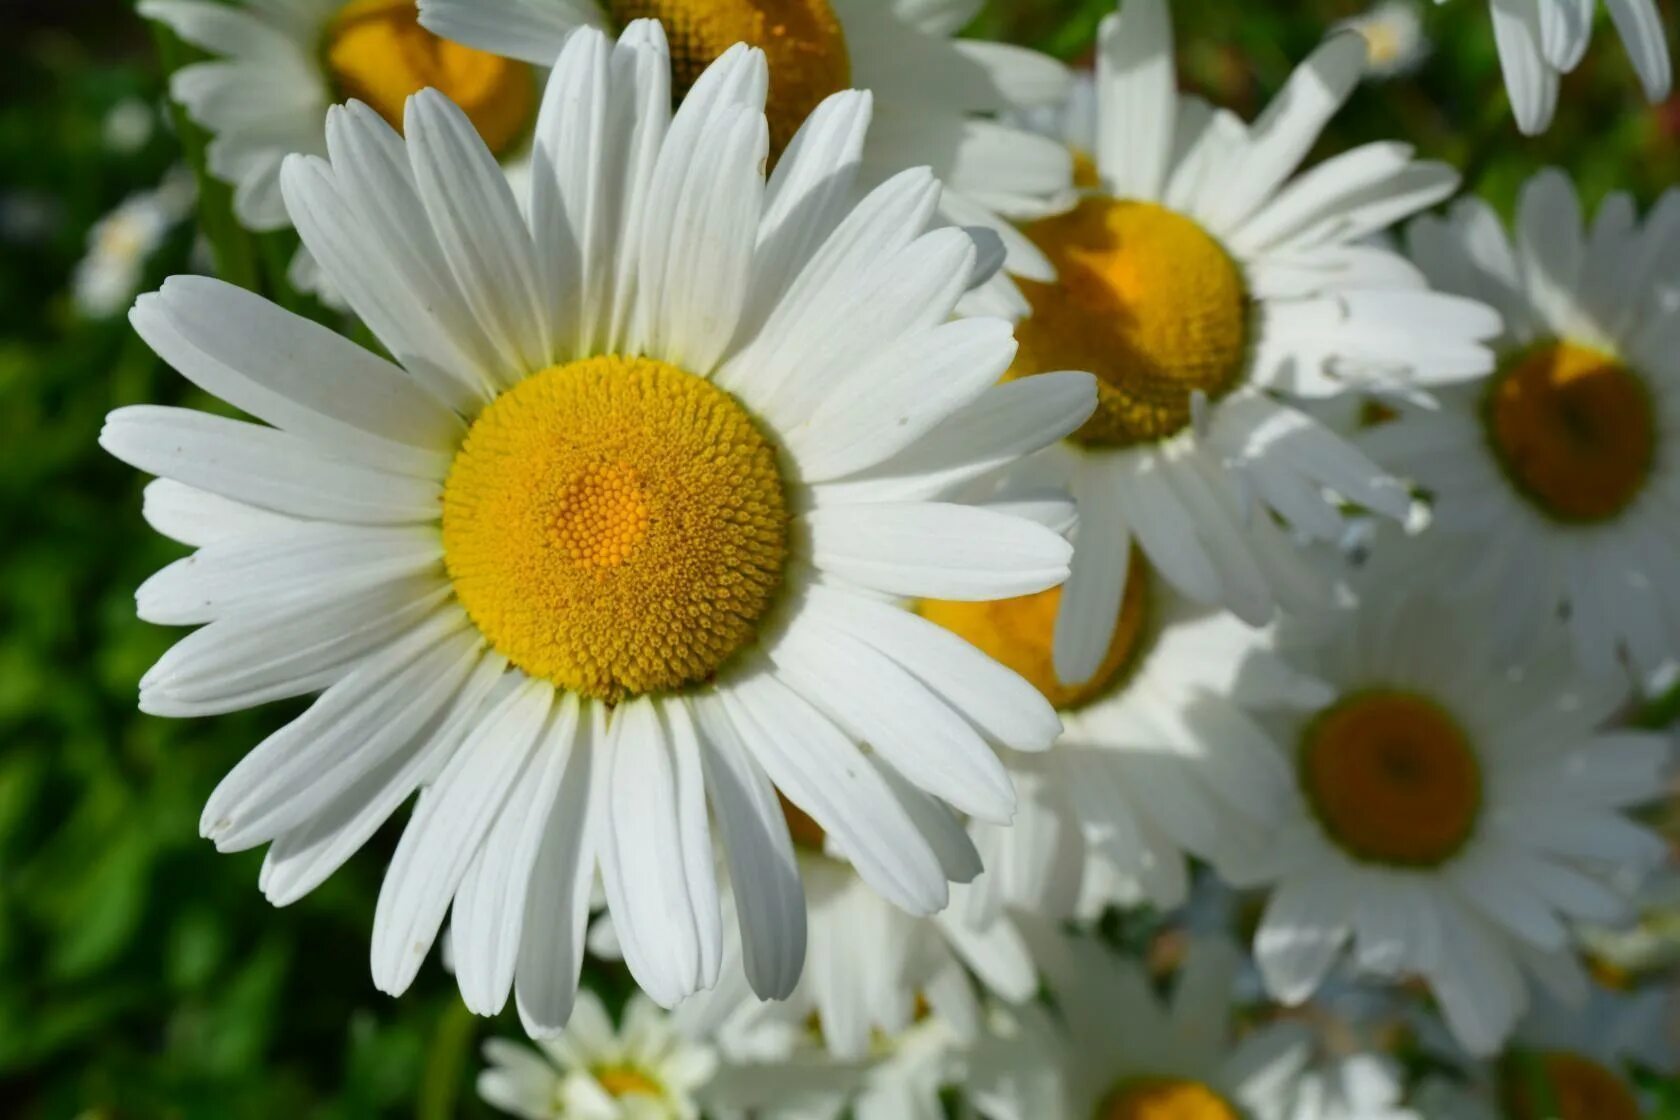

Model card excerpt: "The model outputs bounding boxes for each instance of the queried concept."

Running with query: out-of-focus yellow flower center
[919,552,1151,707]
[1300,690,1482,867]
[1507,1052,1642,1120]
[779,792,827,851]
[1098,1077,1242,1120]
[607,0,850,154]
[1011,198,1249,448]
[441,356,789,703]
[595,1065,663,1098]
[324,0,535,155]
[1485,340,1655,523]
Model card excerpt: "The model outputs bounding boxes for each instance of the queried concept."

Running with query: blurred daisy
[1225,577,1672,1055]
[1440,0,1672,134]
[1368,170,1680,691]
[672,803,1038,1063]
[415,0,1075,317]
[140,0,540,288]
[1006,0,1498,684]
[479,991,716,1119]
[1498,982,1677,1119]
[972,935,1339,1120]
[104,27,1089,1031]
[1340,2,1431,79]
[73,167,196,318]
[924,556,1333,914]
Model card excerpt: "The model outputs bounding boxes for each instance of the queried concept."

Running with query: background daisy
[1440,0,1672,134]
[1368,169,1680,692]
[416,0,1075,318]
[1002,0,1500,684]
[105,24,1091,1032]
[1226,574,1672,1054]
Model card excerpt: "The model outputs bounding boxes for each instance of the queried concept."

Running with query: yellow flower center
[1484,340,1655,523]
[1011,198,1249,448]
[1098,1077,1242,1120]
[441,356,789,703]
[918,552,1151,708]
[324,0,536,156]
[595,1065,663,1098]
[607,0,850,155]
[1507,1052,1643,1120]
[1300,690,1482,867]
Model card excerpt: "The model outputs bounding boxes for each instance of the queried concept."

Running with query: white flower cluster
[119,0,1679,1116]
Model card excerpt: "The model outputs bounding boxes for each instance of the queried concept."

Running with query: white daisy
[1502,982,1678,1118]
[140,0,540,289]
[1366,169,1680,693]
[73,167,197,318]
[1263,1053,1419,1120]
[104,25,1093,1032]
[1224,574,1672,1055]
[1439,0,1672,134]
[923,555,1334,914]
[414,0,1075,317]
[479,990,717,1120]
[970,935,1325,1120]
[1001,0,1499,684]
[1340,2,1431,80]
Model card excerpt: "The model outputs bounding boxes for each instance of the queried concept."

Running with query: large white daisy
[416,0,1075,317]
[1366,169,1680,692]
[924,555,1334,914]
[1440,0,1672,135]
[1001,0,1500,684]
[139,0,540,290]
[1224,571,1672,1055]
[104,24,1094,1032]
[479,990,717,1119]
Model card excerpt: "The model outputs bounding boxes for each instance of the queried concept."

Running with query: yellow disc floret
[1506,1052,1643,1120]
[607,0,850,154]
[1485,340,1655,523]
[1011,199,1249,448]
[594,1065,664,1099]
[1300,690,1482,867]
[1098,1077,1243,1120]
[325,0,535,156]
[442,356,789,703]
[919,553,1151,709]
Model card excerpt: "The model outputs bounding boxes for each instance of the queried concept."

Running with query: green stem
[417,1001,476,1120]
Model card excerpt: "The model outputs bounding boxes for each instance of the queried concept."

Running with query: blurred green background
[1,1,1676,1116]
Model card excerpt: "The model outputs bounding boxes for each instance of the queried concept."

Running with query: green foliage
[0,1,1675,1116]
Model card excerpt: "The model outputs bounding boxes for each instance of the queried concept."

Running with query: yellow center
[1507,1052,1643,1120]
[441,356,789,703]
[595,1065,663,1098]
[1098,1078,1242,1120]
[607,0,850,155]
[1300,690,1482,867]
[918,552,1151,709]
[1010,199,1249,448]
[324,0,536,156]
[1484,340,1655,523]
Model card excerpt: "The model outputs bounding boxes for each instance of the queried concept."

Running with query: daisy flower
[103,25,1092,1031]
[670,805,1039,1063]
[970,934,1332,1120]
[1340,2,1431,80]
[73,167,196,319]
[924,555,1334,913]
[1367,169,1680,692]
[1439,0,1672,135]
[479,990,717,1119]
[1224,574,1672,1055]
[1002,0,1499,684]
[414,0,1075,316]
[140,0,540,289]
[1497,982,1678,1119]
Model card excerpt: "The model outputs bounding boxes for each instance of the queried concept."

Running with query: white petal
[1094,0,1176,200]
